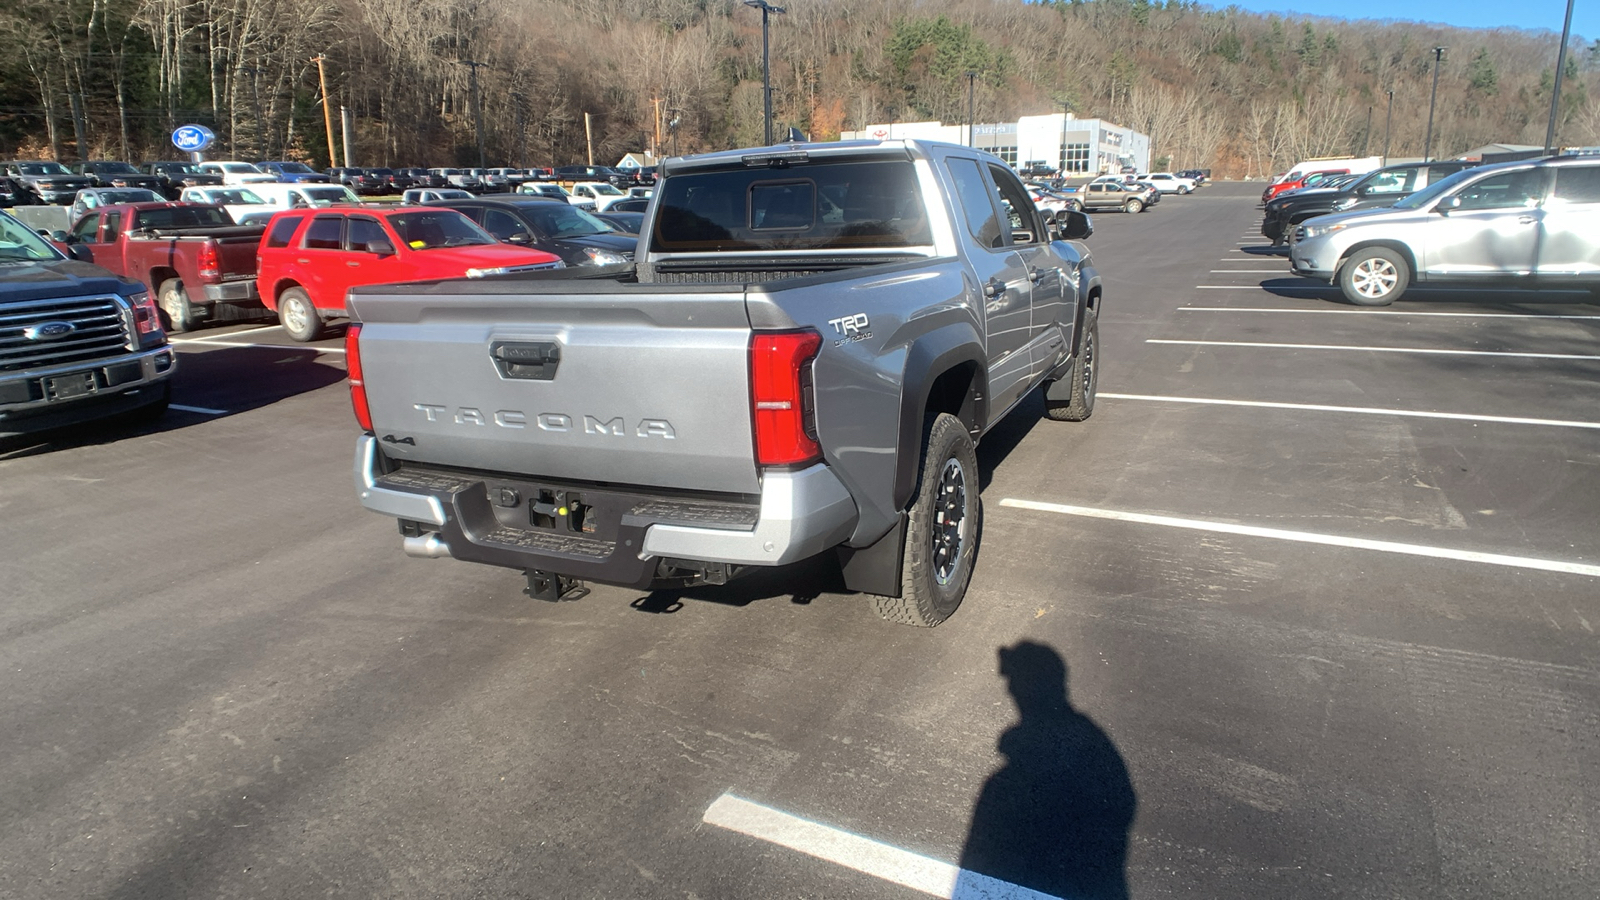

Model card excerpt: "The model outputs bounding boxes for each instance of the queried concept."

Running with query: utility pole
[1423,46,1445,162]
[653,96,663,158]
[458,60,488,168]
[1382,90,1393,165]
[965,71,977,148]
[312,55,337,169]
[1544,0,1577,155]
[1361,105,1372,156]
[341,106,356,168]
[743,0,787,146]
[585,112,595,166]
[668,110,681,157]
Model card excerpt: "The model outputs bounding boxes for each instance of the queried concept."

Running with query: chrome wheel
[1351,257,1399,300]
[932,457,970,586]
[282,296,311,333]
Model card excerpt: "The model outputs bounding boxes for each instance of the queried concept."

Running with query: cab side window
[1363,169,1417,194]
[302,216,343,250]
[346,217,386,251]
[71,212,101,243]
[987,163,1043,244]
[102,212,122,243]
[1550,166,1600,205]
[945,158,1004,250]
[1454,170,1541,211]
[481,209,532,242]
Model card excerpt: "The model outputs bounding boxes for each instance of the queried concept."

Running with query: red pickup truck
[255,207,562,341]
[59,202,266,332]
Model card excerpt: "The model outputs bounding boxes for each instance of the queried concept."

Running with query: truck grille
[0,295,130,372]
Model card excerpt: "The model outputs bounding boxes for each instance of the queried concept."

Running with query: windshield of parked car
[94,189,162,204]
[221,163,263,174]
[92,162,141,174]
[18,163,73,176]
[524,203,613,237]
[274,162,317,174]
[0,213,62,262]
[206,189,266,204]
[1392,167,1491,210]
[652,160,932,252]
[388,210,495,249]
[302,186,359,205]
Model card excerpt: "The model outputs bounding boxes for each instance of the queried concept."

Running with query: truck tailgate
[350,281,761,495]
[214,233,264,279]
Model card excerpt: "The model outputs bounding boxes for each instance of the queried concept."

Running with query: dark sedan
[427,196,638,267]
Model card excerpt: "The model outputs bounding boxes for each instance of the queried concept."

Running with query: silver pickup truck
[348,140,1103,626]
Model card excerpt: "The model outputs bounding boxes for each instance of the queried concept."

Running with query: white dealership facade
[842,113,1151,175]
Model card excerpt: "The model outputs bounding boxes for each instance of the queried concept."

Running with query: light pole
[1361,105,1372,156]
[459,60,489,168]
[1544,0,1577,155]
[965,71,977,147]
[1422,46,1445,162]
[743,0,786,146]
[1382,89,1393,165]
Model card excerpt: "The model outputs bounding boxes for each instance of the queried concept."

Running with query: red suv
[255,207,562,341]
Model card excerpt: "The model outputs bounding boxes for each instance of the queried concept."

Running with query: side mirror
[505,232,533,244]
[1435,195,1461,214]
[366,239,395,257]
[69,244,95,262]
[1059,209,1094,241]
[49,230,73,243]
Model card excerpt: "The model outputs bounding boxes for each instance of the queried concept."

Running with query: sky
[1212,1,1596,42]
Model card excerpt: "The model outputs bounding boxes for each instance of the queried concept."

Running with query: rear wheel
[278,287,324,342]
[1124,198,1144,214]
[871,413,980,627]
[1178,185,1192,194]
[1339,248,1409,306]
[157,279,197,333]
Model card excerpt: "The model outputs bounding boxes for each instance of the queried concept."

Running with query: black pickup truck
[0,210,174,438]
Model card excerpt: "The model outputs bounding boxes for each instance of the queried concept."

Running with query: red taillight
[750,329,822,467]
[197,241,220,280]
[346,323,373,432]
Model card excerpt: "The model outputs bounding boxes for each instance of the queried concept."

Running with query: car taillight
[750,329,822,467]
[346,323,373,432]
[197,241,220,280]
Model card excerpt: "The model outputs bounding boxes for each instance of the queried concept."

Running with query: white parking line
[1146,339,1600,360]
[170,404,228,415]
[702,793,1061,900]
[1178,307,1600,319]
[1209,269,1287,273]
[1195,285,1317,289]
[1099,392,1600,430]
[998,499,1600,579]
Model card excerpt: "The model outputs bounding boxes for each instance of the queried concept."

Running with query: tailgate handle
[490,340,561,381]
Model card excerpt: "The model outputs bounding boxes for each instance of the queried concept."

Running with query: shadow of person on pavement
[956,641,1136,900]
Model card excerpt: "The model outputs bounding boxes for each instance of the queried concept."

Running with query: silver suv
[1290,155,1600,305]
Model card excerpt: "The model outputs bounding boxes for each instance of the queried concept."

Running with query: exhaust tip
[402,533,452,559]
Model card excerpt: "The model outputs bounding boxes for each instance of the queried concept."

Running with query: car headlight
[581,248,629,266]
[1299,222,1347,240]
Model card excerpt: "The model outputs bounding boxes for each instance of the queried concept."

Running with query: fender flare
[891,327,988,512]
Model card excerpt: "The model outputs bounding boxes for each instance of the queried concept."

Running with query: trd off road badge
[827,313,871,346]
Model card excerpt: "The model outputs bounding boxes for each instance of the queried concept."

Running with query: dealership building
[842,112,1151,175]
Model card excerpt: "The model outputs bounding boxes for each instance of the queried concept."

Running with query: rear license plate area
[45,372,98,401]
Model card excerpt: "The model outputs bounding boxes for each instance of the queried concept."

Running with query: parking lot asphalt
[2,182,1596,899]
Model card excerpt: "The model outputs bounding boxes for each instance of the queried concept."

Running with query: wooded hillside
[1,0,1595,176]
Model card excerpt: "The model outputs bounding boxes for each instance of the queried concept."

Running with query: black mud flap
[836,513,907,597]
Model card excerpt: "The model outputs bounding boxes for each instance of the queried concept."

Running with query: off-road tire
[1045,311,1098,421]
[157,279,196,333]
[1124,198,1144,214]
[1339,247,1409,306]
[871,413,980,627]
[278,287,324,342]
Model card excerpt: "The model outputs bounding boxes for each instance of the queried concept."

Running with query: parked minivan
[1290,155,1600,305]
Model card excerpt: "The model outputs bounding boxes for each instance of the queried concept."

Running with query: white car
[249,182,362,210]
[196,160,276,186]
[1136,173,1197,194]
[178,186,277,225]
[402,188,474,204]
[568,181,630,211]
[519,182,594,210]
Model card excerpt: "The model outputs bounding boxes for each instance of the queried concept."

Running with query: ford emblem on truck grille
[23,321,77,341]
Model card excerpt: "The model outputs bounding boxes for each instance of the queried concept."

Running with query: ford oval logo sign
[23,321,76,341]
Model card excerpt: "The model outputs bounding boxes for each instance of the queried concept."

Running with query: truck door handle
[1518,216,1536,225]
[346,260,361,267]
[983,279,1004,298]
[1028,269,1044,283]
[297,258,310,264]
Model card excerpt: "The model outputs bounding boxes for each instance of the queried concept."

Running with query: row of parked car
[1260,153,1600,306]
[1025,170,1210,217]
[0,159,658,207]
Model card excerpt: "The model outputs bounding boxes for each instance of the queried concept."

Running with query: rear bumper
[353,435,859,587]
[200,280,263,304]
